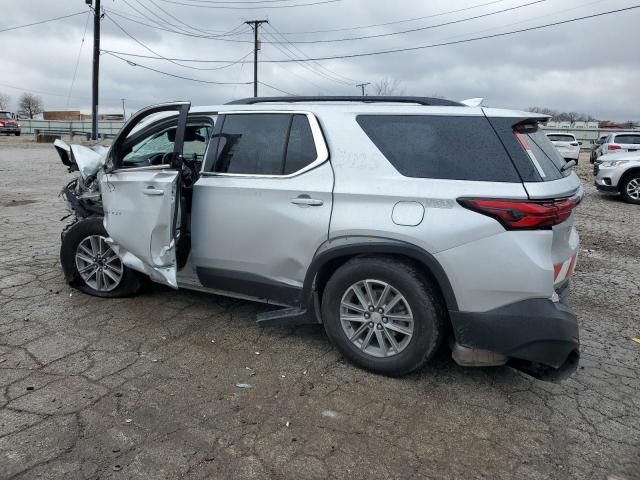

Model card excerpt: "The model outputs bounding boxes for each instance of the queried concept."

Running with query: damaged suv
[56,97,582,378]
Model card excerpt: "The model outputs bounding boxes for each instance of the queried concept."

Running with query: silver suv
[56,97,582,378]
[594,151,640,204]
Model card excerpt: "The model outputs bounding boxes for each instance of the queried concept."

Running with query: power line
[158,0,342,9]
[102,4,640,65]
[265,24,361,84]
[106,7,249,36]
[105,51,252,85]
[258,81,297,96]
[104,13,248,71]
[67,11,92,107]
[276,0,510,34]
[258,4,640,62]
[271,0,547,44]
[105,7,252,41]
[261,28,353,86]
[0,11,86,34]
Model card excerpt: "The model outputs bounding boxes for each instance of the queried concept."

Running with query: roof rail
[225,96,463,107]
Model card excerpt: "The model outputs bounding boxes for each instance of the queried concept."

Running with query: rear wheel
[321,257,444,376]
[621,173,640,204]
[14,132,20,136]
[60,217,141,297]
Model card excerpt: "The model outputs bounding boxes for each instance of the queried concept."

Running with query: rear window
[547,134,575,142]
[614,134,640,145]
[521,130,567,181]
[356,115,520,182]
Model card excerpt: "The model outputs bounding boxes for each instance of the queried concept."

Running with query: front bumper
[0,126,20,133]
[449,297,579,370]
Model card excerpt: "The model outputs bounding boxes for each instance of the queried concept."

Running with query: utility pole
[121,98,126,119]
[89,0,101,140]
[245,20,268,98]
[356,82,370,97]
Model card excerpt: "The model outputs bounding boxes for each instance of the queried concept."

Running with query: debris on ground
[235,383,253,389]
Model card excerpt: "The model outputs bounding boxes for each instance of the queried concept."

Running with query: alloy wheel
[340,279,414,358]
[626,178,640,200]
[75,235,123,292]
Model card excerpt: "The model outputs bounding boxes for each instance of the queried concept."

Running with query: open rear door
[99,102,190,288]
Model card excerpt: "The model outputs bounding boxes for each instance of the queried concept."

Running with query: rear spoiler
[461,98,484,107]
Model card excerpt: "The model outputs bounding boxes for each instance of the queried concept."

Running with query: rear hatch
[483,110,582,292]
[608,133,640,154]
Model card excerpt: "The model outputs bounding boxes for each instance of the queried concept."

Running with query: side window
[123,129,174,166]
[214,114,290,175]
[121,123,212,167]
[357,115,520,182]
[284,114,318,174]
[183,125,212,158]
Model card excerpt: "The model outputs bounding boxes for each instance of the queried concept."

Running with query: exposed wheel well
[618,167,640,192]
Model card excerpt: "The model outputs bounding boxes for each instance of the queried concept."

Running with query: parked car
[54,96,582,379]
[0,111,20,136]
[593,151,640,204]
[546,132,580,163]
[590,134,608,164]
[599,131,640,158]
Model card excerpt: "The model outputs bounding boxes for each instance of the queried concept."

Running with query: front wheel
[60,217,141,297]
[621,174,640,204]
[321,257,445,376]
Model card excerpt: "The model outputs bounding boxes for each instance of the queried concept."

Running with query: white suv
[56,97,582,378]
[546,132,580,163]
[599,131,640,157]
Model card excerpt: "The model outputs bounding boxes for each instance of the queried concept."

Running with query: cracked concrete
[0,140,638,479]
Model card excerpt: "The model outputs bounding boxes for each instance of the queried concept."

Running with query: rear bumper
[449,297,579,370]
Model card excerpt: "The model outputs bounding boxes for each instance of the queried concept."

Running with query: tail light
[458,196,580,230]
[608,144,621,151]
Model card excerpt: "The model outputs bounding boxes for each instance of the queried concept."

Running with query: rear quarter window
[521,130,567,181]
[356,115,520,182]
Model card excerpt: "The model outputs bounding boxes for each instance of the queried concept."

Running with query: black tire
[60,217,141,297]
[321,256,445,376]
[15,132,20,136]
[620,173,640,205]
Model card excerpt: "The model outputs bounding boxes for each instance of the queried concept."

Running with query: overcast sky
[1,0,639,120]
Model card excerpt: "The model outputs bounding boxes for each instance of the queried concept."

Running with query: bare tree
[0,93,10,111]
[18,93,44,119]
[373,77,404,96]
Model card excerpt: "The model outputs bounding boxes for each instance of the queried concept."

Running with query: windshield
[0,112,12,119]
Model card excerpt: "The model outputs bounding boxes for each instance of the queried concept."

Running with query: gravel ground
[0,139,638,480]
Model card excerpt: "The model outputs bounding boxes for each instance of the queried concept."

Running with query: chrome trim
[200,110,329,179]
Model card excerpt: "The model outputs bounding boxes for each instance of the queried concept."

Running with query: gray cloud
[1,0,638,121]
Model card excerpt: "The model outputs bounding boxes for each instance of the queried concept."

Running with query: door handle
[290,195,323,207]
[143,187,164,196]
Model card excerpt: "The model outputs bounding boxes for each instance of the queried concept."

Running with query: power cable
[258,4,640,62]
[105,51,252,84]
[66,11,92,106]
[0,11,86,33]
[258,81,297,96]
[276,0,510,34]
[159,0,342,9]
[268,0,547,44]
[105,13,250,71]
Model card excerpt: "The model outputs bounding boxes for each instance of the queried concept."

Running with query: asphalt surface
[0,139,638,480]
